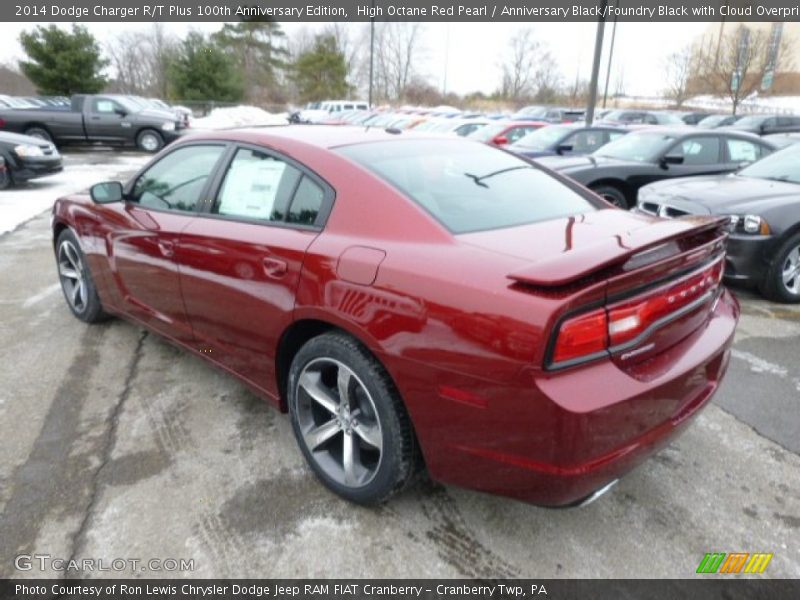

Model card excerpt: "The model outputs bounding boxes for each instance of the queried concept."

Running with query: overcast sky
[1,21,709,97]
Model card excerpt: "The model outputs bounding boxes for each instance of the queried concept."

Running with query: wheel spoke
[304,418,341,451]
[342,432,358,486]
[353,419,382,449]
[59,263,79,280]
[337,367,352,408]
[70,281,81,305]
[298,370,338,414]
[64,243,81,272]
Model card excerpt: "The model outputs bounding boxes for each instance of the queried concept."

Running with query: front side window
[131,145,225,212]
[568,130,606,153]
[214,148,302,221]
[93,99,123,114]
[337,140,597,234]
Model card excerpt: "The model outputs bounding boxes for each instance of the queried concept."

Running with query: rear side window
[727,138,767,163]
[132,145,225,212]
[288,177,324,225]
[337,139,597,234]
[214,148,301,221]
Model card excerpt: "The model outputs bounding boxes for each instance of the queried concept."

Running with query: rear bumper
[723,233,775,284]
[395,288,739,506]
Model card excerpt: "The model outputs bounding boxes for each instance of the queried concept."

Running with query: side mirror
[494,136,509,145]
[556,144,574,155]
[90,181,124,204]
[661,154,684,167]
[114,108,128,118]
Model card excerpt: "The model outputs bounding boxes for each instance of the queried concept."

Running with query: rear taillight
[0,118,6,128]
[552,308,608,364]
[549,258,724,369]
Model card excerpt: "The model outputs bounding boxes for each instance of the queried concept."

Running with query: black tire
[136,129,164,153]
[55,229,110,323]
[591,184,629,209]
[287,332,418,505]
[24,127,53,143]
[759,232,800,303]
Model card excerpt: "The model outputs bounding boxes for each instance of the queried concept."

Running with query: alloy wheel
[57,240,88,314]
[294,358,383,488]
[781,245,800,295]
[140,133,160,152]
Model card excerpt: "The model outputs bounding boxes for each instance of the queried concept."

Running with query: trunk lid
[460,209,729,369]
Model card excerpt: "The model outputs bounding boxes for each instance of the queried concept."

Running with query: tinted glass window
[568,130,607,153]
[671,137,720,165]
[727,138,766,163]
[337,140,597,234]
[214,148,302,221]
[507,126,534,143]
[132,145,225,212]
[287,177,325,225]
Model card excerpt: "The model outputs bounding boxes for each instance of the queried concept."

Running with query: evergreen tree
[19,25,108,95]
[291,35,351,102]
[212,20,288,101]
[168,32,244,102]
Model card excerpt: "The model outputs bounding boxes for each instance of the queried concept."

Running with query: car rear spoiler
[507,216,728,288]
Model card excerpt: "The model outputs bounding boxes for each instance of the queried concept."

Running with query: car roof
[181,124,454,149]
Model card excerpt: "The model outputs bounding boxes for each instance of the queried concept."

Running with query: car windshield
[511,125,572,150]
[656,113,685,125]
[466,123,510,142]
[738,144,800,184]
[594,132,677,162]
[698,115,728,127]
[600,110,630,121]
[514,106,546,118]
[337,140,597,234]
[731,115,766,127]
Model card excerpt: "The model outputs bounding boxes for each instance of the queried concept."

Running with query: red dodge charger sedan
[52,126,739,506]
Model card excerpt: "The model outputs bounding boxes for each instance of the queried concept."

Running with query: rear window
[336,140,597,234]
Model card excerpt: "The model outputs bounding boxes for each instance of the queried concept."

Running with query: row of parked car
[299,102,800,303]
[0,93,193,189]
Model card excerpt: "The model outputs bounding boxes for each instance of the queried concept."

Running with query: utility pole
[586,0,608,126]
[602,0,619,108]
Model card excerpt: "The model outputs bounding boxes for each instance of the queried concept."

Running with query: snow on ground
[192,106,288,129]
[0,152,149,235]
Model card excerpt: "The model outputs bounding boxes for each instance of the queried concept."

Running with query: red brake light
[0,118,6,128]
[552,308,608,364]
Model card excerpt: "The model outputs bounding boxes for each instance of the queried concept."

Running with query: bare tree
[499,28,562,103]
[697,25,794,114]
[106,24,176,98]
[500,28,539,101]
[663,43,697,107]
[531,50,561,103]
[371,22,425,102]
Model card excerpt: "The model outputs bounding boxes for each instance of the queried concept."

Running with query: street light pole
[368,0,375,106]
[586,0,608,126]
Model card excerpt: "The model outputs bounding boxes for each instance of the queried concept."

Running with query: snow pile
[0,153,149,235]
[687,95,800,114]
[192,106,288,129]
